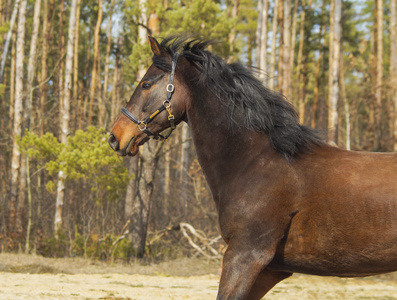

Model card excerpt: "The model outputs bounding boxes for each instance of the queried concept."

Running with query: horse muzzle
[108,133,139,157]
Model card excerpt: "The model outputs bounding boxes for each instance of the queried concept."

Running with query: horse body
[109,36,397,299]
[272,147,397,277]
[184,56,397,278]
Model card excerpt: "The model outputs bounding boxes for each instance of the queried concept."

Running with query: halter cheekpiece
[121,53,180,141]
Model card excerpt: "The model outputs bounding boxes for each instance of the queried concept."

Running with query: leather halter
[121,53,180,141]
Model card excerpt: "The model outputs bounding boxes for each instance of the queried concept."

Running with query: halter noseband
[121,53,180,141]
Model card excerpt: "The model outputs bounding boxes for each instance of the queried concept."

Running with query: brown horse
[108,35,397,299]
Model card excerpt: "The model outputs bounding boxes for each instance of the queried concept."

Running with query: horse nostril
[108,133,119,151]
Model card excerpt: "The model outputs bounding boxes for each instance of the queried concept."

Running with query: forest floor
[0,253,396,299]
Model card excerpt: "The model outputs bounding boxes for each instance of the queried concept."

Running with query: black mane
[153,35,325,159]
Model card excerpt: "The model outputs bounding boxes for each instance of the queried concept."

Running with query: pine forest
[0,0,396,259]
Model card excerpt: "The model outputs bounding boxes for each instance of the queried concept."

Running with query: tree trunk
[26,0,41,127]
[126,0,162,258]
[282,0,291,99]
[124,0,170,257]
[340,59,350,150]
[102,0,115,129]
[328,0,342,144]
[9,0,26,232]
[39,0,52,135]
[88,0,103,125]
[27,0,41,91]
[259,0,269,79]
[129,142,162,258]
[125,157,139,219]
[391,0,397,150]
[111,37,123,125]
[277,0,284,92]
[367,3,377,149]
[289,0,298,87]
[296,0,306,120]
[269,0,279,90]
[376,0,383,107]
[179,123,191,211]
[58,0,65,137]
[16,154,26,232]
[375,0,383,149]
[328,0,335,111]
[163,142,171,215]
[298,0,312,124]
[54,0,78,235]
[9,29,16,131]
[228,0,239,62]
[16,0,40,231]
[0,0,20,83]
[255,0,263,67]
[72,0,81,131]
[311,0,326,128]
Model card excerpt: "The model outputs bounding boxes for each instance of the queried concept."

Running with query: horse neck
[185,87,277,197]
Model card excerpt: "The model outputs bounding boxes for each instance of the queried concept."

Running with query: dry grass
[0,253,222,276]
[0,253,396,299]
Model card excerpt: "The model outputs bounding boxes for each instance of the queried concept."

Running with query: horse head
[108,36,188,156]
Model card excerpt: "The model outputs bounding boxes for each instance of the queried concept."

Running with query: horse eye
[142,82,152,90]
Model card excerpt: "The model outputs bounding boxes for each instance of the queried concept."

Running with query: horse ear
[148,36,164,56]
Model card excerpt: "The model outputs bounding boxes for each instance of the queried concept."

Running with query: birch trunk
[39,0,51,135]
[164,143,171,215]
[255,0,263,67]
[311,0,326,128]
[179,123,190,210]
[9,30,16,130]
[9,0,26,232]
[26,0,41,91]
[16,0,40,231]
[269,0,279,90]
[328,0,342,144]
[259,0,269,79]
[102,0,115,128]
[58,0,65,136]
[0,0,20,83]
[26,0,41,126]
[72,0,81,131]
[88,0,103,125]
[54,0,78,234]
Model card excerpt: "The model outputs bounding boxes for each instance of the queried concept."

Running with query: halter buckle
[166,84,175,93]
[138,122,147,131]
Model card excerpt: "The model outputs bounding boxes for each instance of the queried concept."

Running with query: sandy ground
[0,253,396,300]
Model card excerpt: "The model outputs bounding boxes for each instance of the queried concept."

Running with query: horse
[108,35,397,299]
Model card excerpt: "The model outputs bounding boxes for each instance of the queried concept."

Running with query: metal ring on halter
[166,84,175,93]
[138,122,147,131]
